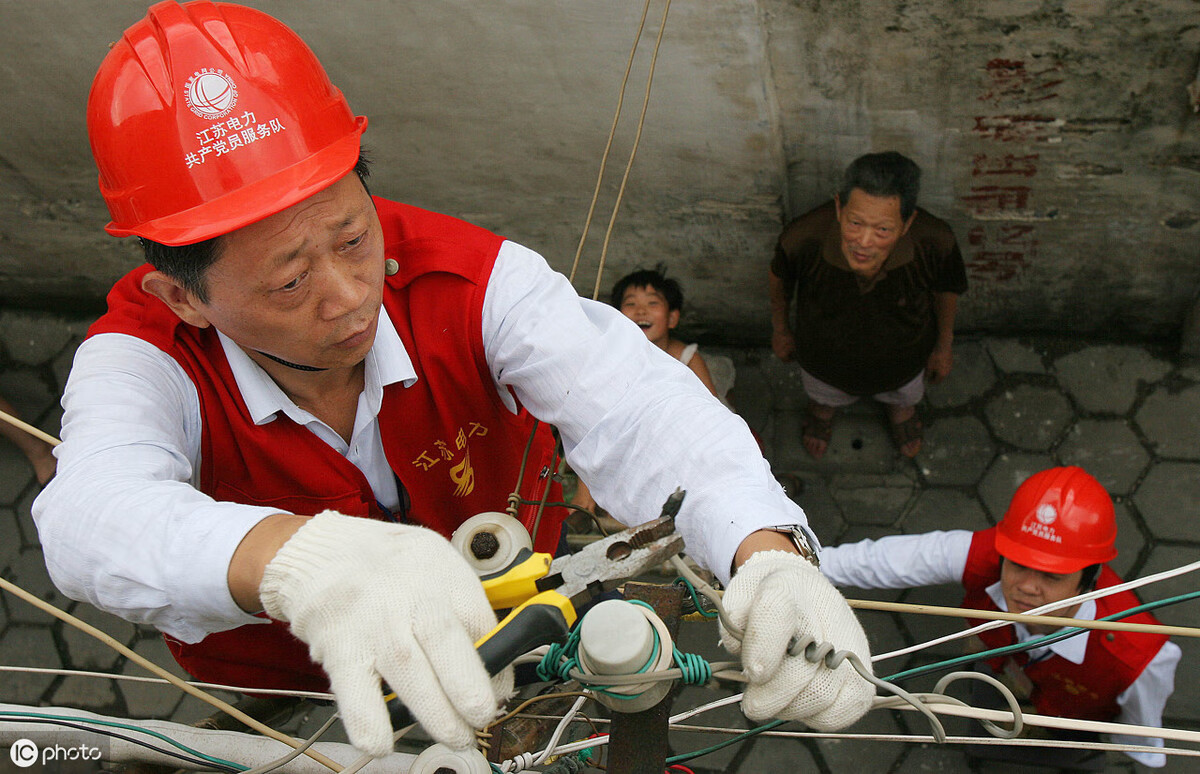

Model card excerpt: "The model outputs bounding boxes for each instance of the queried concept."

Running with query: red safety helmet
[994,466,1117,575]
[87,0,367,245]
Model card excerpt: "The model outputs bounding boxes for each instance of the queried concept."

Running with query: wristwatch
[764,525,820,568]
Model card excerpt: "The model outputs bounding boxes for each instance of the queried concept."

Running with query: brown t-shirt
[771,201,967,395]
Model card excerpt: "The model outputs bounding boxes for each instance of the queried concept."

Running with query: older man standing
[769,152,967,459]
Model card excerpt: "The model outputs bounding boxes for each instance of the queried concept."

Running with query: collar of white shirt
[217,308,417,427]
[985,581,1096,666]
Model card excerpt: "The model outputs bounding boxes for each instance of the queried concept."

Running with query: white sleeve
[31,333,279,643]
[819,531,974,589]
[482,241,807,584]
[1111,640,1181,767]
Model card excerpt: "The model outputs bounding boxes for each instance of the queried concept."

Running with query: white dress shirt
[821,531,1180,767]
[33,240,805,645]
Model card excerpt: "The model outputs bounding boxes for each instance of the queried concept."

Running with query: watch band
[765,525,820,568]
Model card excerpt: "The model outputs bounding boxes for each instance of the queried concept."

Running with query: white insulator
[577,599,673,713]
[450,511,533,575]
[407,743,492,774]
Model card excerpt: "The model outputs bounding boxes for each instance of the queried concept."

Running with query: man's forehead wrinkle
[256,200,367,269]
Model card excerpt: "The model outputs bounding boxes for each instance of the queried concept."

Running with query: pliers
[388,493,686,729]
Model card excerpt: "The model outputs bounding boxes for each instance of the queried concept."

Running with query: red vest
[88,198,565,692]
[960,527,1167,721]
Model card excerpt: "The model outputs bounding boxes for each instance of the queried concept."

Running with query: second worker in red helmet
[818,467,1180,769]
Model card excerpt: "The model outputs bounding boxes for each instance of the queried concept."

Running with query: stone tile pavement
[0,308,1197,772]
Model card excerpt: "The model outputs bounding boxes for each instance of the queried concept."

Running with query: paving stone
[892,742,972,773]
[0,625,61,703]
[1165,636,1200,726]
[976,452,1056,520]
[4,549,71,625]
[1053,345,1172,414]
[1131,462,1200,542]
[0,444,36,505]
[51,674,119,710]
[727,726,820,772]
[1056,419,1149,495]
[985,338,1047,374]
[814,710,905,774]
[62,603,137,671]
[0,311,77,367]
[720,348,772,435]
[983,384,1072,451]
[759,356,807,412]
[778,471,843,545]
[1135,383,1200,460]
[170,690,242,725]
[50,334,86,395]
[821,413,899,473]
[1111,502,1145,580]
[1135,544,1200,629]
[15,488,39,547]
[926,339,997,408]
[0,369,56,423]
[917,415,996,486]
[0,507,21,569]
[829,473,917,527]
[900,488,990,535]
[895,581,973,651]
[775,409,900,475]
[119,636,186,718]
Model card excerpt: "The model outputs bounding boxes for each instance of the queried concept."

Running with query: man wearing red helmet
[32,0,876,760]
[818,467,1181,768]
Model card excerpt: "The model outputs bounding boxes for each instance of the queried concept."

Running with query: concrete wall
[1,1,1197,343]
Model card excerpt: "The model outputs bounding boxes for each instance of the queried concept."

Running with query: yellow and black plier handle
[388,500,686,730]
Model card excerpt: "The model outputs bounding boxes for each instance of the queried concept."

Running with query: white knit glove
[260,511,511,756]
[720,550,874,730]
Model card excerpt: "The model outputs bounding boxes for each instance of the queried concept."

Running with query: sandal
[889,412,923,458]
[801,404,834,459]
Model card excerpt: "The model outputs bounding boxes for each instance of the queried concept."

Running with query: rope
[589,0,672,302]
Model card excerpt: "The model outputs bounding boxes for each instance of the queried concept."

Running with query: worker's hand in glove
[259,511,510,756]
[720,550,874,730]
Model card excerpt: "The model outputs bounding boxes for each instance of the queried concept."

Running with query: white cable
[504,694,588,772]
[872,558,1200,663]
[0,665,334,701]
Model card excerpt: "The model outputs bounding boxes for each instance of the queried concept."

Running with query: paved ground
[0,308,1197,772]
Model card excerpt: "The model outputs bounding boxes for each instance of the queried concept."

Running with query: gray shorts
[799,368,925,408]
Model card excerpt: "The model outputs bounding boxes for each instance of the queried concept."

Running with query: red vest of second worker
[88,197,565,692]
[960,527,1167,721]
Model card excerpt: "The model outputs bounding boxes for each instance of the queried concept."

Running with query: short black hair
[1079,564,1102,593]
[610,264,683,312]
[138,150,373,304]
[838,151,921,221]
[1000,557,1104,594]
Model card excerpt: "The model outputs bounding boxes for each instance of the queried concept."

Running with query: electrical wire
[236,711,340,774]
[872,557,1200,663]
[0,711,243,772]
[0,665,334,701]
[884,588,1200,683]
[0,575,343,772]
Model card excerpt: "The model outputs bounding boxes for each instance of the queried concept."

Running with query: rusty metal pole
[606,581,684,774]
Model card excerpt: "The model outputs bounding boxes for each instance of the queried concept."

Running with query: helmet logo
[185,69,238,120]
[1035,504,1058,525]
